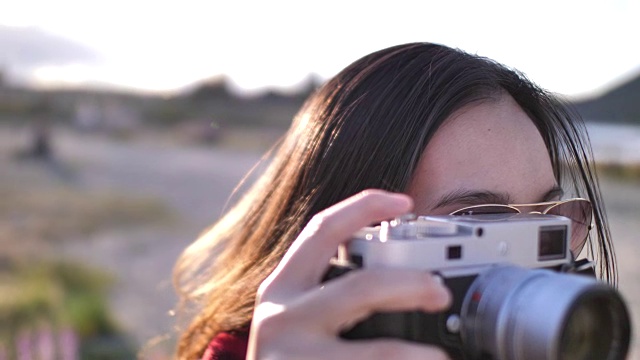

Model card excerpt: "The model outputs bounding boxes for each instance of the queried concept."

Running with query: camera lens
[560,291,629,360]
[461,265,631,360]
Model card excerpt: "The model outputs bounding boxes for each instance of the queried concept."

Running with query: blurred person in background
[173,42,615,359]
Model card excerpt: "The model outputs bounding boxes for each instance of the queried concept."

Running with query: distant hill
[571,72,640,124]
[0,76,321,129]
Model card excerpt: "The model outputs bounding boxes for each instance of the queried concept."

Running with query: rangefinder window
[538,225,567,260]
[447,245,462,260]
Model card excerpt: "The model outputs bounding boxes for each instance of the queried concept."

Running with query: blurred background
[0,1,639,358]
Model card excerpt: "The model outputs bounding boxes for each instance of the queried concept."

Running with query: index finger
[262,190,413,296]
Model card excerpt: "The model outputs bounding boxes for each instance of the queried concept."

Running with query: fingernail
[431,274,444,285]
[429,273,451,307]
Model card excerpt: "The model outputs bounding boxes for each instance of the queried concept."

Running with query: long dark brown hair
[173,42,616,359]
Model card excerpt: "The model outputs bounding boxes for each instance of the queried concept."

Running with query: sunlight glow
[33,64,96,85]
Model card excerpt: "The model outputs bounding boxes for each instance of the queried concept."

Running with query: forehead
[407,94,557,214]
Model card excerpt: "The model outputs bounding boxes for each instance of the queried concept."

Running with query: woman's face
[407,94,560,215]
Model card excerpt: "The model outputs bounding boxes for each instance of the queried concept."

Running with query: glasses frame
[449,198,594,254]
[450,198,592,220]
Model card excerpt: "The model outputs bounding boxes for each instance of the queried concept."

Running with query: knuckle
[253,303,291,336]
[306,212,338,239]
[255,311,282,331]
[306,213,325,231]
[256,278,272,299]
[256,271,279,299]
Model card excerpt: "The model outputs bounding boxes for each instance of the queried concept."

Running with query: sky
[1,0,639,99]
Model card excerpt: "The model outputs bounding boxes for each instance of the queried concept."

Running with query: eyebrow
[538,185,565,202]
[431,185,565,210]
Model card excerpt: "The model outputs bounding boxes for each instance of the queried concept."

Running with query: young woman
[173,42,615,359]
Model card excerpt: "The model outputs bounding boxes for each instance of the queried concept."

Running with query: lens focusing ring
[460,265,631,360]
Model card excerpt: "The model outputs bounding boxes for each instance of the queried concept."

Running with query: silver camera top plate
[346,214,572,272]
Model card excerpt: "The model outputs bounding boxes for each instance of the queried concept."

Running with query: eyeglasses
[449,198,593,255]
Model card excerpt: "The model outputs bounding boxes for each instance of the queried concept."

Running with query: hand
[247,190,452,360]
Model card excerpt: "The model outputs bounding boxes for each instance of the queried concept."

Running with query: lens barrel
[461,265,631,360]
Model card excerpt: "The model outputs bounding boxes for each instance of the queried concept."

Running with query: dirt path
[17,127,271,353]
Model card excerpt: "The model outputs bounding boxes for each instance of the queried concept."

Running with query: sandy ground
[2,125,639,358]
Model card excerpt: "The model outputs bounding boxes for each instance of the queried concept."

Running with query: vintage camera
[324,213,631,360]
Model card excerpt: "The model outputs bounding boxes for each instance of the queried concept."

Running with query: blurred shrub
[596,162,640,182]
[0,259,137,359]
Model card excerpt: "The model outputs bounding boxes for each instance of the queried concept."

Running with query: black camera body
[324,214,631,360]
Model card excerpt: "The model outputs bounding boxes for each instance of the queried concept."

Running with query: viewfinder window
[538,225,567,260]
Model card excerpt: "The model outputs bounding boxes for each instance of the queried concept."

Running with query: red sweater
[202,330,249,360]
